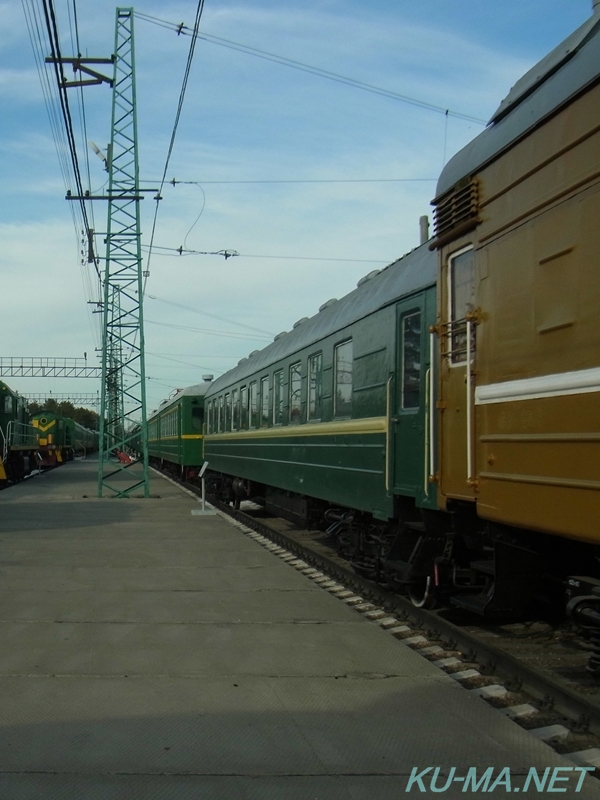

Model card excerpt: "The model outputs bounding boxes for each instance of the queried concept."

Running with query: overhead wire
[141,245,390,264]
[22,2,72,199]
[143,0,206,293]
[146,320,272,342]
[41,0,91,234]
[134,11,487,125]
[162,177,438,185]
[146,294,276,336]
[23,0,101,351]
[146,351,220,373]
[67,0,102,350]
[183,184,206,251]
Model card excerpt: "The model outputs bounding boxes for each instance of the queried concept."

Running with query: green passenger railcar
[147,381,212,479]
[203,242,437,522]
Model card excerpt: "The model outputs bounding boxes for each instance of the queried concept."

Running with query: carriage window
[260,376,270,426]
[273,370,283,424]
[449,247,475,363]
[250,382,258,428]
[218,396,224,432]
[231,389,238,431]
[225,393,232,431]
[334,340,353,417]
[240,386,248,429]
[192,406,203,431]
[402,313,421,410]
[308,352,322,420]
[289,362,302,424]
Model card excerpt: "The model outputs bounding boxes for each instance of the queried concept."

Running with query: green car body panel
[204,242,438,520]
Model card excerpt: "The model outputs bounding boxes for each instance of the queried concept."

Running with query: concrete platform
[0,460,598,799]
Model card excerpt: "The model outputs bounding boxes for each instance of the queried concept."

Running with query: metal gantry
[25,394,101,407]
[97,8,149,497]
[0,357,101,378]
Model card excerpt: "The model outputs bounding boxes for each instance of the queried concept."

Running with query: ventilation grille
[433,179,478,238]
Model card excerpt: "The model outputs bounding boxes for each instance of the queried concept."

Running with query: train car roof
[207,241,436,395]
[148,380,213,420]
[436,13,600,197]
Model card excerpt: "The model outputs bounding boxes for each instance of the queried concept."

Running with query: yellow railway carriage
[429,11,600,615]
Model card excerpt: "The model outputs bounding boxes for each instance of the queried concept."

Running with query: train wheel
[408,575,436,610]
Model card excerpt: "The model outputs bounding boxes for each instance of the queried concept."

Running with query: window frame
[308,351,323,421]
[273,370,284,425]
[231,388,238,431]
[333,339,353,418]
[240,386,248,430]
[249,382,258,428]
[400,311,422,412]
[289,361,302,424]
[447,244,475,366]
[260,376,270,427]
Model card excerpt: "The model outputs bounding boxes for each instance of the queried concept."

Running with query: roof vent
[293,317,309,329]
[248,350,260,358]
[237,358,248,366]
[318,298,337,312]
[274,331,287,341]
[202,374,214,382]
[357,269,381,287]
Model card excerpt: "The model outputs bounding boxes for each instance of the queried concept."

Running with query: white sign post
[191,461,217,516]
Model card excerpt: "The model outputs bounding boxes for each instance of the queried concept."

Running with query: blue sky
[0,0,592,410]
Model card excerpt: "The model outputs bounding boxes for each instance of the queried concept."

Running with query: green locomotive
[0,381,39,484]
[31,411,98,466]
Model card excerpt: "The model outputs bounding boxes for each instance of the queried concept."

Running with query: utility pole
[47,7,149,497]
[98,8,149,497]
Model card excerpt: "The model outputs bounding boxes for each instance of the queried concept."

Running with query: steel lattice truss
[98,8,149,497]
[25,394,101,407]
[0,357,101,378]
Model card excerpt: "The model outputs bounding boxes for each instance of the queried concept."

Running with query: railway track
[168,476,600,773]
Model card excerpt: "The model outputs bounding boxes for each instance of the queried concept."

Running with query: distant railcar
[146,381,212,480]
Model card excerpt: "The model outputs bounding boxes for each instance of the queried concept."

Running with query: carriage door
[393,293,430,504]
